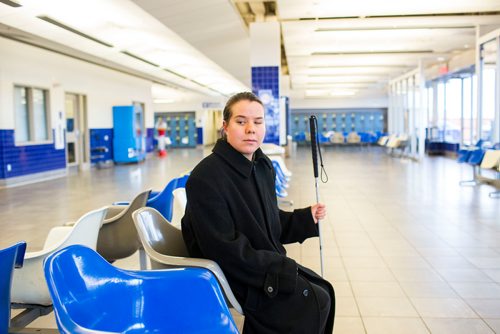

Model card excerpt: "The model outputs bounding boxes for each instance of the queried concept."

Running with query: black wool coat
[182,139,335,334]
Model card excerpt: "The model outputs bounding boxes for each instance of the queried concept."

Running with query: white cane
[309,115,326,277]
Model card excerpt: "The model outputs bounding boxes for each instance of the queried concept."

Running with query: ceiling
[0,0,500,102]
[276,0,500,99]
[135,0,500,100]
[0,0,249,101]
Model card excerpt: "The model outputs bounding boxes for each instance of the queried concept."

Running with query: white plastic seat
[132,207,244,315]
[260,143,285,155]
[170,187,187,229]
[347,132,361,143]
[10,207,106,328]
[330,132,345,144]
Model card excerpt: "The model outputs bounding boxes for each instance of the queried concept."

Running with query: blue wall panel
[0,129,65,179]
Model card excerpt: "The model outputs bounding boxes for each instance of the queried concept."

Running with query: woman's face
[223,99,266,160]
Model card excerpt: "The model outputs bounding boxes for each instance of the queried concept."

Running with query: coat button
[303,289,309,297]
[267,286,274,293]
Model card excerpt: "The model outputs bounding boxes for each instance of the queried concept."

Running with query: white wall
[289,95,388,109]
[0,37,154,130]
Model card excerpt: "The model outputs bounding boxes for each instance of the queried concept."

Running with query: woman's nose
[246,123,256,133]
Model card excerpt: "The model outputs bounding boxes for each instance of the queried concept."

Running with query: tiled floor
[2,145,500,333]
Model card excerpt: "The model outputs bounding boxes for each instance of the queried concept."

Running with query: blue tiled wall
[0,134,4,179]
[252,66,280,145]
[146,128,154,153]
[89,128,113,163]
[0,129,66,179]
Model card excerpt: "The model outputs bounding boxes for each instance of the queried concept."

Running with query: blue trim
[146,128,154,153]
[89,128,113,163]
[197,127,203,145]
[0,129,65,179]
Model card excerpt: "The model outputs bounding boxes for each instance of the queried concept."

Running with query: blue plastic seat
[467,149,485,165]
[149,174,190,221]
[175,173,189,188]
[459,149,486,186]
[457,149,472,163]
[147,178,178,221]
[0,242,26,333]
[44,245,239,334]
[115,178,180,222]
[272,160,289,185]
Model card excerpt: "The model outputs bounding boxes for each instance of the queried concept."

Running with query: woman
[181,92,335,333]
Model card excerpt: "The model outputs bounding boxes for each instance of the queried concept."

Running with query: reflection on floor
[2,146,500,333]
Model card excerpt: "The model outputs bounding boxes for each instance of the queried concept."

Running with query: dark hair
[220,92,264,139]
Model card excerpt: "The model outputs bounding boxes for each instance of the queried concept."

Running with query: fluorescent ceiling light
[301,66,406,76]
[305,89,357,97]
[312,50,433,56]
[305,75,382,83]
[308,65,408,69]
[153,98,175,104]
[331,90,357,96]
[0,0,21,7]
[315,25,474,32]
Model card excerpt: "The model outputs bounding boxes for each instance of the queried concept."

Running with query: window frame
[13,84,52,146]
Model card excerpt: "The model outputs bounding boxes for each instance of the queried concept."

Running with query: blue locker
[112,105,146,163]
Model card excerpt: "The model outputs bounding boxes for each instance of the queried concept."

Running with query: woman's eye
[237,120,245,125]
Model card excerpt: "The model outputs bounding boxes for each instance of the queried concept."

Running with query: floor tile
[423,318,494,334]
[410,298,477,318]
[363,317,429,334]
[332,317,365,334]
[356,297,418,317]
[465,299,500,318]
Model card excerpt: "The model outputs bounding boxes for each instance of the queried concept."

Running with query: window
[444,78,462,143]
[14,85,50,143]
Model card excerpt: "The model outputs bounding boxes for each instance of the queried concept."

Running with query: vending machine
[112,105,146,163]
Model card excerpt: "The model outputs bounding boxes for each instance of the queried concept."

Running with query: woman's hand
[311,203,326,224]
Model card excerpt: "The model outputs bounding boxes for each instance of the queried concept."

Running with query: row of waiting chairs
[3,173,191,331]
[458,143,500,198]
[2,155,296,333]
[294,131,381,144]
[2,206,241,332]
[378,134,410,157]
[2,225,239,333]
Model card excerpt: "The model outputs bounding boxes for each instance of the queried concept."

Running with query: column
[250,21,283,145]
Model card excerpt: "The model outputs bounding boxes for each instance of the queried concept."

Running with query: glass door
[65,93,88,169]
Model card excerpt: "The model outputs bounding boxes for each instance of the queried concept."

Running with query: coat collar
[213,139,272,178]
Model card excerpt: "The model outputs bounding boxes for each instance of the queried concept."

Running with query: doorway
[65,93,88,169]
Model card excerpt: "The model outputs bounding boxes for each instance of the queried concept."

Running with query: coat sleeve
[185,175,299,295]
[279,208,319,245]
[268,162,318,245]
